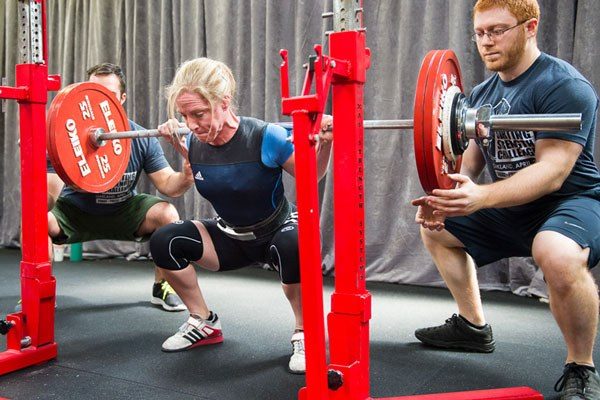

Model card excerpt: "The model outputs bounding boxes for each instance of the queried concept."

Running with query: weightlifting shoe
[415,313,495,353]
[555,363,600,399]
[288,331,306,374]
[162,312,223,352]
[151,280,186,312]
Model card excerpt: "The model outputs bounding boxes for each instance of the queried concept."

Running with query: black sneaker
[151,280,187,312]
[554,363,600,399]
[414,313,495,353]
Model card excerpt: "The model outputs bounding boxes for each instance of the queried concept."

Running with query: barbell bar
[46,49,585,194]
[94,113,581,144]
[276,114,581,134]
[92,120,417,146]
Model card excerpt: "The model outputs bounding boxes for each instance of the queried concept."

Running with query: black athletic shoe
[414,313,495,353]
[151,280,186,312]
[554,363,600,400]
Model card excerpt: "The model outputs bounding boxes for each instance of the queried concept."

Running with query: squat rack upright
[0,0,61,375]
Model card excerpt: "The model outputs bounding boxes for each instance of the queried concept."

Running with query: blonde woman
[150,57,332,374]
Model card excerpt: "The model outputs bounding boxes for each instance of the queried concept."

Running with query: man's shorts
[444,193,600,269]
[50,194,166,244]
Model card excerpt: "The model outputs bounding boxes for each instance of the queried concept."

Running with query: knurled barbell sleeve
[489,113,582,132]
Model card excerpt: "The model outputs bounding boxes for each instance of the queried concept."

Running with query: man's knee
[146,202,180,228]
[420,226,460,251]
[420,226,438,248]
[533,232,591,293]
[47,195,56,211]
[47,173,63,211]
[47,211,61,238]
[149,220,203,270]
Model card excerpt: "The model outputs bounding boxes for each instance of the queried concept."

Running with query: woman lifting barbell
[147,57,333,375]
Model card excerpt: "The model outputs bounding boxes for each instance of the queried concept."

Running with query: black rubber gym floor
[0,247,592,399]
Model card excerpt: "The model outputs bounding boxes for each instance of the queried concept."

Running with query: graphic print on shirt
[489,99,535,179]
[95,171,136,204]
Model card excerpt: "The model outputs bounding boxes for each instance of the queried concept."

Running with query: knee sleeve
[268,224,300,284]
[149,220,203,270]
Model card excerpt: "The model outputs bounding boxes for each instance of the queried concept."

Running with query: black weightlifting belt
[216,198,291,241]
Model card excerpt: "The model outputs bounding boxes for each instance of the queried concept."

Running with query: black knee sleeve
[149,220,203,270]
[268,224,300,284]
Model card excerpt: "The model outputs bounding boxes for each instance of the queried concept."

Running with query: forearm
[459,140,486,182]
[460,163,483,183]
[480,161,565,208]
[162,163,194,197]
[316,141,332,181]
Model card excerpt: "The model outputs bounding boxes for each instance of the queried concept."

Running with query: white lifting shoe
[288,331,306,374]
[162,312,223,352]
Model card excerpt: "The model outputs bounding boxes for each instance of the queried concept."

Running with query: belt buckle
[217,220,257,241]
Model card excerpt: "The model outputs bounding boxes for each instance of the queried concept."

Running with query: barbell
[46,49,582,194]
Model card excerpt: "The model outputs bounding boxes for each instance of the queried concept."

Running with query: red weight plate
[413,49,463,193]
[413,50,438,193]
[47,82,131,193]
[421,50,463,192]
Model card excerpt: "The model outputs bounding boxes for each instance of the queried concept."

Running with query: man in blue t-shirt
[47,63,195,312]
[412,1,600,397]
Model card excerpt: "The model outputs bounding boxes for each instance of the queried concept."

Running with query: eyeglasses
[471,20,529,43]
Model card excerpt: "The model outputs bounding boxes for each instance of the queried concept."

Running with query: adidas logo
[195,171,204,181]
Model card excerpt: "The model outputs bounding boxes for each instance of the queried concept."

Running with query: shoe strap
[186,316,203,329]
[160,280,176,296]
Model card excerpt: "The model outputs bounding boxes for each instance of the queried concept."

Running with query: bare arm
[280,145,330,182]
[475,138,581,208]
[411,138,486,230]
[459,139,486,182]
[281,114,333,181]
[315,139,332,181]
[426,138,583,216]
[149,119,195,197]
[281,154,296,178]
[146,161,194,198]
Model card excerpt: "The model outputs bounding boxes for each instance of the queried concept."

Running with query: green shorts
[50,194,166,244]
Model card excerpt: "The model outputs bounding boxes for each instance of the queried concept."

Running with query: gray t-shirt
[59,120,169,215]
[468,52,600,202]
